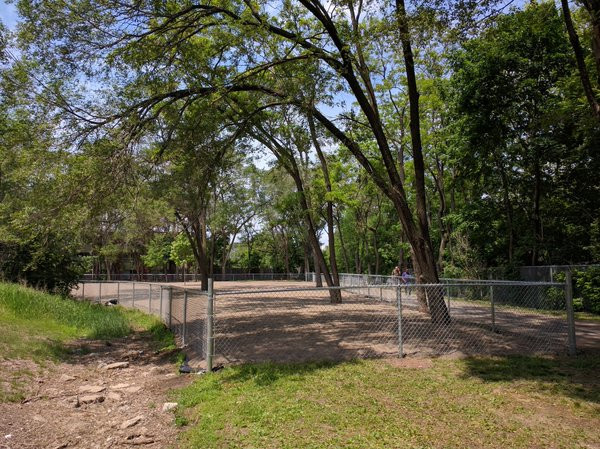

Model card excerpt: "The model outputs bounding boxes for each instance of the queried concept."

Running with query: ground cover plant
[173,356,600,449]
[0,281,175,402]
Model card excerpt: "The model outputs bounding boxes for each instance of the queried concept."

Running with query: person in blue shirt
[401,268,411,294]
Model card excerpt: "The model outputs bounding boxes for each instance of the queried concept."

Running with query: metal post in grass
[565,271,577,356]
[396,284,403,358]
[159,286,164,321]
[490,283,496,333]
[148,284,152,314]
[168,287,173,329]
[98,282,102,304]
[182,290,188,346]
[117,282,120,303]
[132,282,136,308]
[206,278,215,372]
[81,282,85,300]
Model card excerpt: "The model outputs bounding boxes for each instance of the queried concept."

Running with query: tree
[17,0,454,320]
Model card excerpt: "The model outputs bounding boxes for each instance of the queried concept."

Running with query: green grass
[0,282,175,360]
[173,356,600,449]
[0,282,178,403]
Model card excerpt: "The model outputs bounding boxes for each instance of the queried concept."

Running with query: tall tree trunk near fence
[303,241,310,278]
[395,0,450,324]
[410,251,429,314]
[561,0,600,120]
[313,248,323,287]
[335,211,351,272]
[176,211,209,291]
[251,127,340,303]
[308,112,341,295]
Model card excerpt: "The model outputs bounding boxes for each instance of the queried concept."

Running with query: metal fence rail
[81,272,310,282]
[74,277,576,371]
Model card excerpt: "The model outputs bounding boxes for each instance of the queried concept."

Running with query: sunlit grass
[173,356,600,449]
[0,282,177,402]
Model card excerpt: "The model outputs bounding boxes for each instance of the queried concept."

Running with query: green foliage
[142,234,173,269]
[449,2,600,267]
[575,267,600,314]
[0,235,85,295]
[170,233,195,268]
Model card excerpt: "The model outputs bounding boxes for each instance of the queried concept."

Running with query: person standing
[401,268,411,294]
[391,266,401,285]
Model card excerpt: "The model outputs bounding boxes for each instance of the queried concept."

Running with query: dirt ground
[0,334,192,449]
[74,280,600,368]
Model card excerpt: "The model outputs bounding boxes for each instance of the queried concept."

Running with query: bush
[574,267,600,315]
[0,233,85,296]
[554,268,600,315]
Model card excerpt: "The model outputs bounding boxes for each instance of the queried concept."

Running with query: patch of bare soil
[0,335,193,449]
[383,357,434,369]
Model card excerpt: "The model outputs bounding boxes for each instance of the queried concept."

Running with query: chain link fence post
[396,284,403,358]
[159,285,164,321]
[490,284,496,333]
[207,278,214,372]
[168,286,173,329]
[182,290,188,346]
[565,271,577,356]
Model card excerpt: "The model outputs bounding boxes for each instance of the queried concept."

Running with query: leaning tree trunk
[561,0,600,120]
[251,126,340,303]
[308,112,341,302]
[395,0,450,324]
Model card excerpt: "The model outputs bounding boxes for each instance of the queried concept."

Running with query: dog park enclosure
[73,273,587,368]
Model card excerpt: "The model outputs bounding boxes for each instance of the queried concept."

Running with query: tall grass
[0,282,132,339]
[0,282,174,361]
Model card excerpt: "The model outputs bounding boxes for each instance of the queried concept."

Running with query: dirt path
[0,334,192,449]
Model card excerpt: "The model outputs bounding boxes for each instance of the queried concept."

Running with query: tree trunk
[251,127,340,302]
[561,0,600,120]
[532,151,543,265]
[176,210,209,291]
[580,0,600,85]
[104,257,111,281]
[498,160,515,264]
[335,211,351,272]
[308,113,341,297]
[313,247,323,287]
[394,0,449,323]
[304,240,310,277]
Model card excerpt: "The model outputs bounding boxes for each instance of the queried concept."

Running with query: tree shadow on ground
[462,354,600,404]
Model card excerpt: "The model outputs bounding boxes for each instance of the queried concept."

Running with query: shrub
[574,267,600,315]
[0,233,85,296]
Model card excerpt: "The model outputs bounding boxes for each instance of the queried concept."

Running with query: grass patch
[0,282,173,361]
[174,356,600,449]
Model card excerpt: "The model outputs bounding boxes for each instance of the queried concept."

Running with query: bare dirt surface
[75,280,600,368]
[0,335,192,449]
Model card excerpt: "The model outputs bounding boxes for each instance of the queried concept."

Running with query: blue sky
[0,0,17,30]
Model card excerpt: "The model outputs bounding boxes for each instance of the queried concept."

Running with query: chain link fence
[81,272,310,282]
[74,276,577,370]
